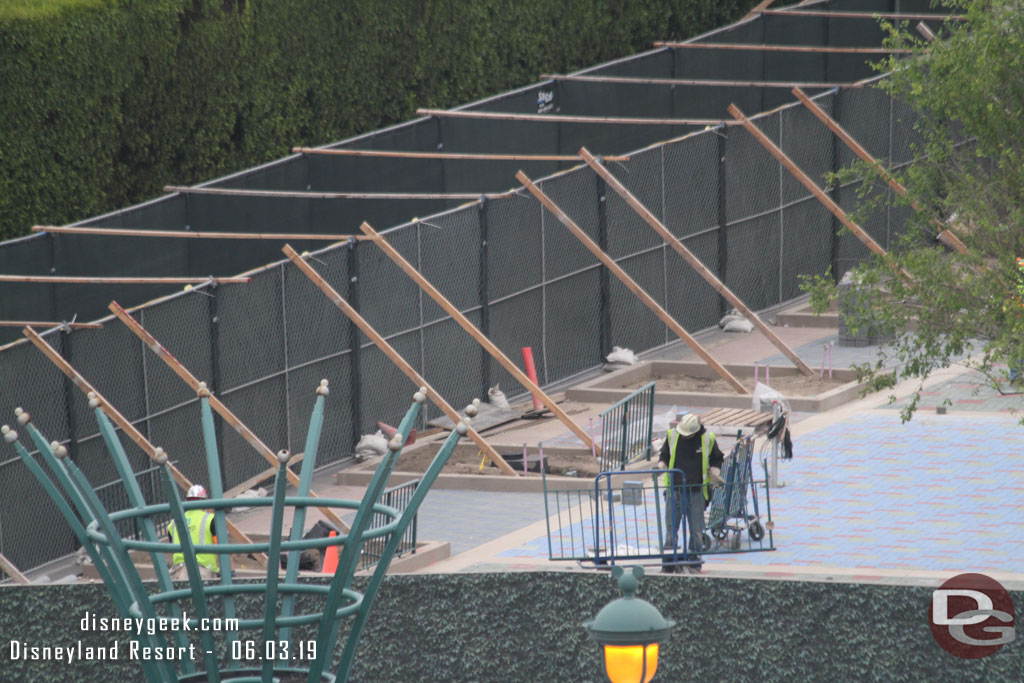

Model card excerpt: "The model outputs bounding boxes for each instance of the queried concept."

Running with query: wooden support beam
[542,74,857,89]
[728,103,911,279]
[655,42,913,54]
[222,453,304,500]
[916,22,938,42]
[0,552,30,584]
[744,0,775,20]
[21,327,266,561]
[417,108,732,127]
[0,275,250,285]
[761,9,966,21]
[358,222,602,451]
[292,147,631,162]
[515,170,748,395]
[108,302,353,532]
[282,245,519,476]
[0,321,102,329]
[33,225,370,242]
[791,88,968,255]
[578,147,815,376]
[164,186,502,200]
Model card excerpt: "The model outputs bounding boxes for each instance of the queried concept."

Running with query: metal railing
[599,381,656,471]
[359,478,419,571]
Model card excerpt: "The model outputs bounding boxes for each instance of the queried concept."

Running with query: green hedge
[0,0,756,239]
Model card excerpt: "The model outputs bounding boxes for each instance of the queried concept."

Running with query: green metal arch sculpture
[3,381,476,682]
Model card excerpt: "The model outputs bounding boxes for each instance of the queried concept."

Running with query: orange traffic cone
[321,531,339,574]
[377,421,417,446]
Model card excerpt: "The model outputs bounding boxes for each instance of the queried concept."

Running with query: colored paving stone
[495,412,1024,574]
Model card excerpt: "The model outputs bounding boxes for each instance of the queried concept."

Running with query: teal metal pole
[58,447,181,681]
[333,416,471,682]
[306,392,424,683]
[158,460,222,683]
[280,384,328,644]
[260,457,292,682]
[198,395,239,654]
[92,406,199,672]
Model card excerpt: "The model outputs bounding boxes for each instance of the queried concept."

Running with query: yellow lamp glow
[583,567,675,683]
[603,643,659,683]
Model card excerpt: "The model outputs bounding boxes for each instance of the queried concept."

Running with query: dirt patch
[618,373,850,396]
[394,445,604,478]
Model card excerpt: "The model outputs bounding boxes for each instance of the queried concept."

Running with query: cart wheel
[729,533,741,550]
[712,527,729,541]
[749,520,765,542]
[701,532,712,551]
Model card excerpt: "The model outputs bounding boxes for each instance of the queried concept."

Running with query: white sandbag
[355,430,388,458]
[722,318,754,333]
[488,384,510,409]
[232,486,269,512]
[718,307,744,328]
[605,346,637,365]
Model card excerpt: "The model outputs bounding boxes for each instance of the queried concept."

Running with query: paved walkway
[230,310,1024,589]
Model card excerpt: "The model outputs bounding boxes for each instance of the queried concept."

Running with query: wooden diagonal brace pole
[21,327,266,562]
[0,552,30,584]
[282,245,519,476]
[728,103,912,279]
[744,0,775,20]
[358,222,601,453]
[515,171,749,395]
[791,87,968,254]
[578,148,815,376]
[108,302,352,532]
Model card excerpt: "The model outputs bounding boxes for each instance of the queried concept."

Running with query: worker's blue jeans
[663,484,705,557]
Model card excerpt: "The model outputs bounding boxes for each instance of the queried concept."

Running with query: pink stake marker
[829,343,833,379]
[539,442,545,473]
[522,443,529,474]
[765,365,770,386]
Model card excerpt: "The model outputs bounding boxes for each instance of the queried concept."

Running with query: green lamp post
[583,566,676,683]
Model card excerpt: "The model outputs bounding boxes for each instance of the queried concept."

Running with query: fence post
[280,264,292,451]
[58,330,79,461]
[597,175,611,361]
[208,282,227,479]
[348,239,363,444]
[717,130,729,317]
[478,198,491,399]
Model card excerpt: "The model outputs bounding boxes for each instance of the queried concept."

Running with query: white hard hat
[186,484,208,500]
[677,413,700,437]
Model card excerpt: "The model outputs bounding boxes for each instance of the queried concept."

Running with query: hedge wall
[1,573,1021,681]
[0,0,757,240]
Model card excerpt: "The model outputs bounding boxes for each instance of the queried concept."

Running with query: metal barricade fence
[598,381,655,472]
[542,459,774,568]
[358,478,419,571]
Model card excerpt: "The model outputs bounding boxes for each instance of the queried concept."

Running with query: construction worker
[167,484,219,581]
[656,413,725,573]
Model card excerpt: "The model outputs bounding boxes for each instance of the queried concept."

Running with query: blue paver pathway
[500,413,1024,574]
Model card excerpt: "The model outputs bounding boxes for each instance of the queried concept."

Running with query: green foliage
[0,0,757,239]
[801,0,1024,422]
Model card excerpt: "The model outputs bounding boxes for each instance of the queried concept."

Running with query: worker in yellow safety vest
[656,413,725,573]
[167,484,219,581]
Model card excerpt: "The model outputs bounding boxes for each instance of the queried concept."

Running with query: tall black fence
[0,0,948,573]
